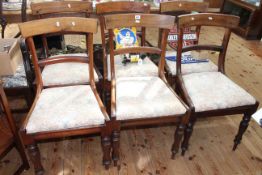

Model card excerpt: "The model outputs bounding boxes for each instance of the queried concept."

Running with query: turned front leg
[112,130,120,166]
[101,135,111,169]
[172,123,185,159]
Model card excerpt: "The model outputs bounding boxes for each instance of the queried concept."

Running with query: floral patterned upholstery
[41,54,99,86]
[182,72,256,112]
[26,85,105,133]
[116,76,187,120]
[107,55,158,80]
[165,51,218,76]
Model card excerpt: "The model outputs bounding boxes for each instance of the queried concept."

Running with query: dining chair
[19,17,111,174]
[0,81,30,174]
[105,13,190,166]
[30,1,102,89]
[96,1,158,108]
[175,13,259,155]
[159,1,219,86]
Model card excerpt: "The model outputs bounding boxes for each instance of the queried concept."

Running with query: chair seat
[107,55,158,80]
[42,54,99,86]
[26,85,105,134]
[165,51,218,76]
[116,77,187,120]
[182,72,256,112]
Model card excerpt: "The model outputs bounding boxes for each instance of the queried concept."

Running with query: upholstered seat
[182,72,256,112]
[116,76,187,120]
[165,51,218,76]
[26,85,105,133]
[41,54,99,86]
[107,55,158,80]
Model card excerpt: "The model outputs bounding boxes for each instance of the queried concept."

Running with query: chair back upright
[96,1,151,80]
[160,1,208,15]
[31,1,93,57]
[176,13,240,75]
[104,13,175,81]
[31,1,93,18]
[19,17,98,90]
[159,1,209,47]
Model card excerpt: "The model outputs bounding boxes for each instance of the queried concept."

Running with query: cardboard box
[0,39,23,76]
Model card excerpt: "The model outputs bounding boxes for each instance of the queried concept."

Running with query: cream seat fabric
[107,55,158,80]
[182,72,256,112]
[26,85,105,134]
[116,76,187,120]
[41,53,99,86]
[165,51,218,76]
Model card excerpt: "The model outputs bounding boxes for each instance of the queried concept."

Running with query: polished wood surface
[0,25,261,175]
[19,17,111,173]
[31,1,92,16]
[178,13,240,29]
[105,13,175,30]
[19,17,98,38]
[160,1,209,13]
[204,0,224,8]
[96,1,150,15]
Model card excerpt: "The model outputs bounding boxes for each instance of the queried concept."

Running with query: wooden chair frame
[30,1,103,91]
[31,1,93,58]
[96,1,151,88]
[0,82,30,174]
[105,13,190,166]
[159,1,209,48]
[159,1,209,85]
[19,17,111,174]
[175,13,259,155]
[31,1,93,18]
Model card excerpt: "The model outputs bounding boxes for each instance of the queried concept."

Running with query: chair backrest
[159,1,209,48]
[176,13,240,75]
[96,1,150,15]
[96,1,150,45]
[31,1,93,58]
[31,1,93,18]
[96,1,151,79]
[19,17,98,89]
[104,13,175,80]
[160,1,208,14]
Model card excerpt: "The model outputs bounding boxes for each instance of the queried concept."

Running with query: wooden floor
[0,27,262,175]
